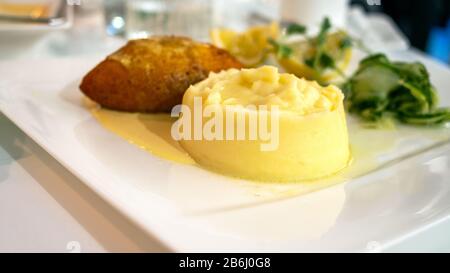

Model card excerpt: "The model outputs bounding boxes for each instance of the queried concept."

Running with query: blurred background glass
[103,0,213,40]
[104,0,126,36]
[126,0,212,40]
[103,0,277,40]
[281,0,348,28]
[100,0,449,64]
[125,0,168,39]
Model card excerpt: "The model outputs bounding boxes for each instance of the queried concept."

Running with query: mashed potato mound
[179,66,351,182]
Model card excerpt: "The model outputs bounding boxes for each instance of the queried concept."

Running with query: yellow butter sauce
[89,103,195,165]
[88,101,449,188]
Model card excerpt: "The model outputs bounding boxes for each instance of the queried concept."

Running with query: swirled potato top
[184,66,343,115]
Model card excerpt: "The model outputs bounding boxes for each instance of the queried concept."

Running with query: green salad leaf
[286,23,307,35]
[339,36,353,50]
[311,17,332,73]
[343,53,450,125]
[268,38,293,58]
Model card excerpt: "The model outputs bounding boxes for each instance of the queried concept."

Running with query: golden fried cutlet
[80,36,243,113]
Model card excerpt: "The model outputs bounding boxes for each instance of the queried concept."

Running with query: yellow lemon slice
[210,22,280,67]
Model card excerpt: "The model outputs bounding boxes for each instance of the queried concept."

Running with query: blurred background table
[0,0,449,252]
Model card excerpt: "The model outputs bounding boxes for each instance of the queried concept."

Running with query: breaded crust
[80,36,243,112]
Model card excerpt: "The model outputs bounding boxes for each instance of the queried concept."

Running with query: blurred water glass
[104,0,126,36]
[126,0,168,39]
[281,0,349,28]
[213,0,279,31]
[126,0,212,40]
[167,0,212,40]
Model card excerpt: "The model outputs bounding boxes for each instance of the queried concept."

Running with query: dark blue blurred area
[427,20,450,64]
[351,0,450,64]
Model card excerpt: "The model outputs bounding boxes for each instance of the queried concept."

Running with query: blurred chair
[351,0,450,53]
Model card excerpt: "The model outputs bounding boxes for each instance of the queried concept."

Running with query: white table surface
[0,5,449,253]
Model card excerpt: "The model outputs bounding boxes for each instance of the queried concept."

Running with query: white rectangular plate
[0,51,450,252]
